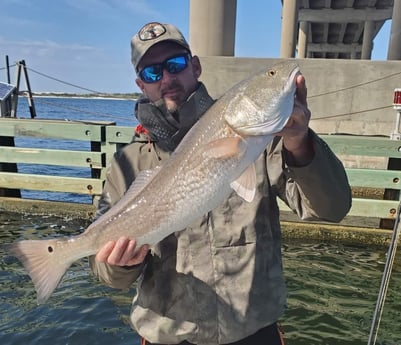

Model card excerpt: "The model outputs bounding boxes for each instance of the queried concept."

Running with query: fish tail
[4,239,73,304]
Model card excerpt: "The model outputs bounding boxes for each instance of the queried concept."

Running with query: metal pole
[6,55,11,83]
[390,110,401,140]
[367,202,401,344]
[391,89,401,140]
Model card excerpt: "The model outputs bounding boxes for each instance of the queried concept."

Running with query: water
[0,212,400,345]
[2,97,401,344]
[282,241,401,344]
[12,96,138,203]
[20,96,137,126]
[0,212,137,345]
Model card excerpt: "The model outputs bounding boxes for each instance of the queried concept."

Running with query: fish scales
[4,61,300,304]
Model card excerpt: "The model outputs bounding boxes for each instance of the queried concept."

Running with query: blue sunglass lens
[140,65,163,83]
[165,56,187,74]
[140,54,190,83]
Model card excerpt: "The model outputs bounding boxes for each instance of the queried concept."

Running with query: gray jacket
[90,85,352,344]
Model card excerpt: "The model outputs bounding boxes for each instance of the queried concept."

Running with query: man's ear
[191,55,202,79]
[136,78,145,93]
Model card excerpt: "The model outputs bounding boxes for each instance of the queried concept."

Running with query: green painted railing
[0,118,134,202]
[323,135,400,220]
[0,118,400,226]
[277,135,401,226]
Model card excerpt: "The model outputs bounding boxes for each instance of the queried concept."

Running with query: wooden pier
[0,117,400,244]
[0,118,134,208]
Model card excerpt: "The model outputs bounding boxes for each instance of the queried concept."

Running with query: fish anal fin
[206,137,245,159]
[230,163,256,202]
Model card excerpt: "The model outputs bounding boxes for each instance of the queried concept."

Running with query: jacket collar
[134,82,214,151]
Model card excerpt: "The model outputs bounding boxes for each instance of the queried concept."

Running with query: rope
[308,70,401,98]
[0,61,135,121]
[0,62,17,71]
[307,69,401,120]
[312,104,394,120]
[16,62,102,94]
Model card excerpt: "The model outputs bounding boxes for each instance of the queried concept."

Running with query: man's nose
[161,69,177,83]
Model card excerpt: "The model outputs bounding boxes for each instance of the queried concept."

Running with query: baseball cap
[131,22,191,72]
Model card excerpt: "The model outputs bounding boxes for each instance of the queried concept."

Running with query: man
[90,22,352,345]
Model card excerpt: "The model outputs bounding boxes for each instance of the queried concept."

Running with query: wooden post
[379,158,401,229]
[0,56,21,197]
[0,132,21,198]
[20,60,36,118]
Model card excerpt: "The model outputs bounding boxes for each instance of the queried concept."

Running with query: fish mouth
[284,64,301,94]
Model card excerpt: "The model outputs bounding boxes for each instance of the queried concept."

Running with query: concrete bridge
[189,0,401,139]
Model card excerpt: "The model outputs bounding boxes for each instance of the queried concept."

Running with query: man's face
[135,41,201,113]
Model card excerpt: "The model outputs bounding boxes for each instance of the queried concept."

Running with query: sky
[0,0,393,94]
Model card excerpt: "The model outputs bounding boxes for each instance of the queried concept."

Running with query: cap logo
[139,22,166,41]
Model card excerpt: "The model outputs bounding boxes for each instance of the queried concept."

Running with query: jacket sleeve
[88,149,147,290]
[268,130,352,222]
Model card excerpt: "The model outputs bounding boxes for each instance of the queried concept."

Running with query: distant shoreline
[24,92,141,100]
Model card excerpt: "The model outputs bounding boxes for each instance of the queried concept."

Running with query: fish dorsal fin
[89,166,162,230]
[99,166,161,220]
[206,137,246,159]
[230,163,256,202]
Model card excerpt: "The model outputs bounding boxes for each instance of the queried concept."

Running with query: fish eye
[267,69,276,77]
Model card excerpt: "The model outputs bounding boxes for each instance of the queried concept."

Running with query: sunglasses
[139,53,192,83]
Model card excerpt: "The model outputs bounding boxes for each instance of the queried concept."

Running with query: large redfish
[5,61,300,304]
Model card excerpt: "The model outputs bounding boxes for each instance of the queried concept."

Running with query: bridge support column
[280,0,299,58]
[388,0,401,60]
[189,0,237,56]
[361,21,375,59]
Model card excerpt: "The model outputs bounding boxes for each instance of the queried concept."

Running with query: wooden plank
[345,168,401,190]
[106,125,135,144]
[320,135,401,158]
[278,198,398,219]
[0,172,103,195]
[103,132,401,158]
[349,198,399,218]
[0,146,104,168]
[0,118,114,141]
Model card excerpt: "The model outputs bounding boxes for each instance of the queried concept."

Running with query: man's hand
[276,74,314,166]
[96,237,149,267]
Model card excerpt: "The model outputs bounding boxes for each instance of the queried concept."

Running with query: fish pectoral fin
[230,163,256,202]
[206,137,246,159]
